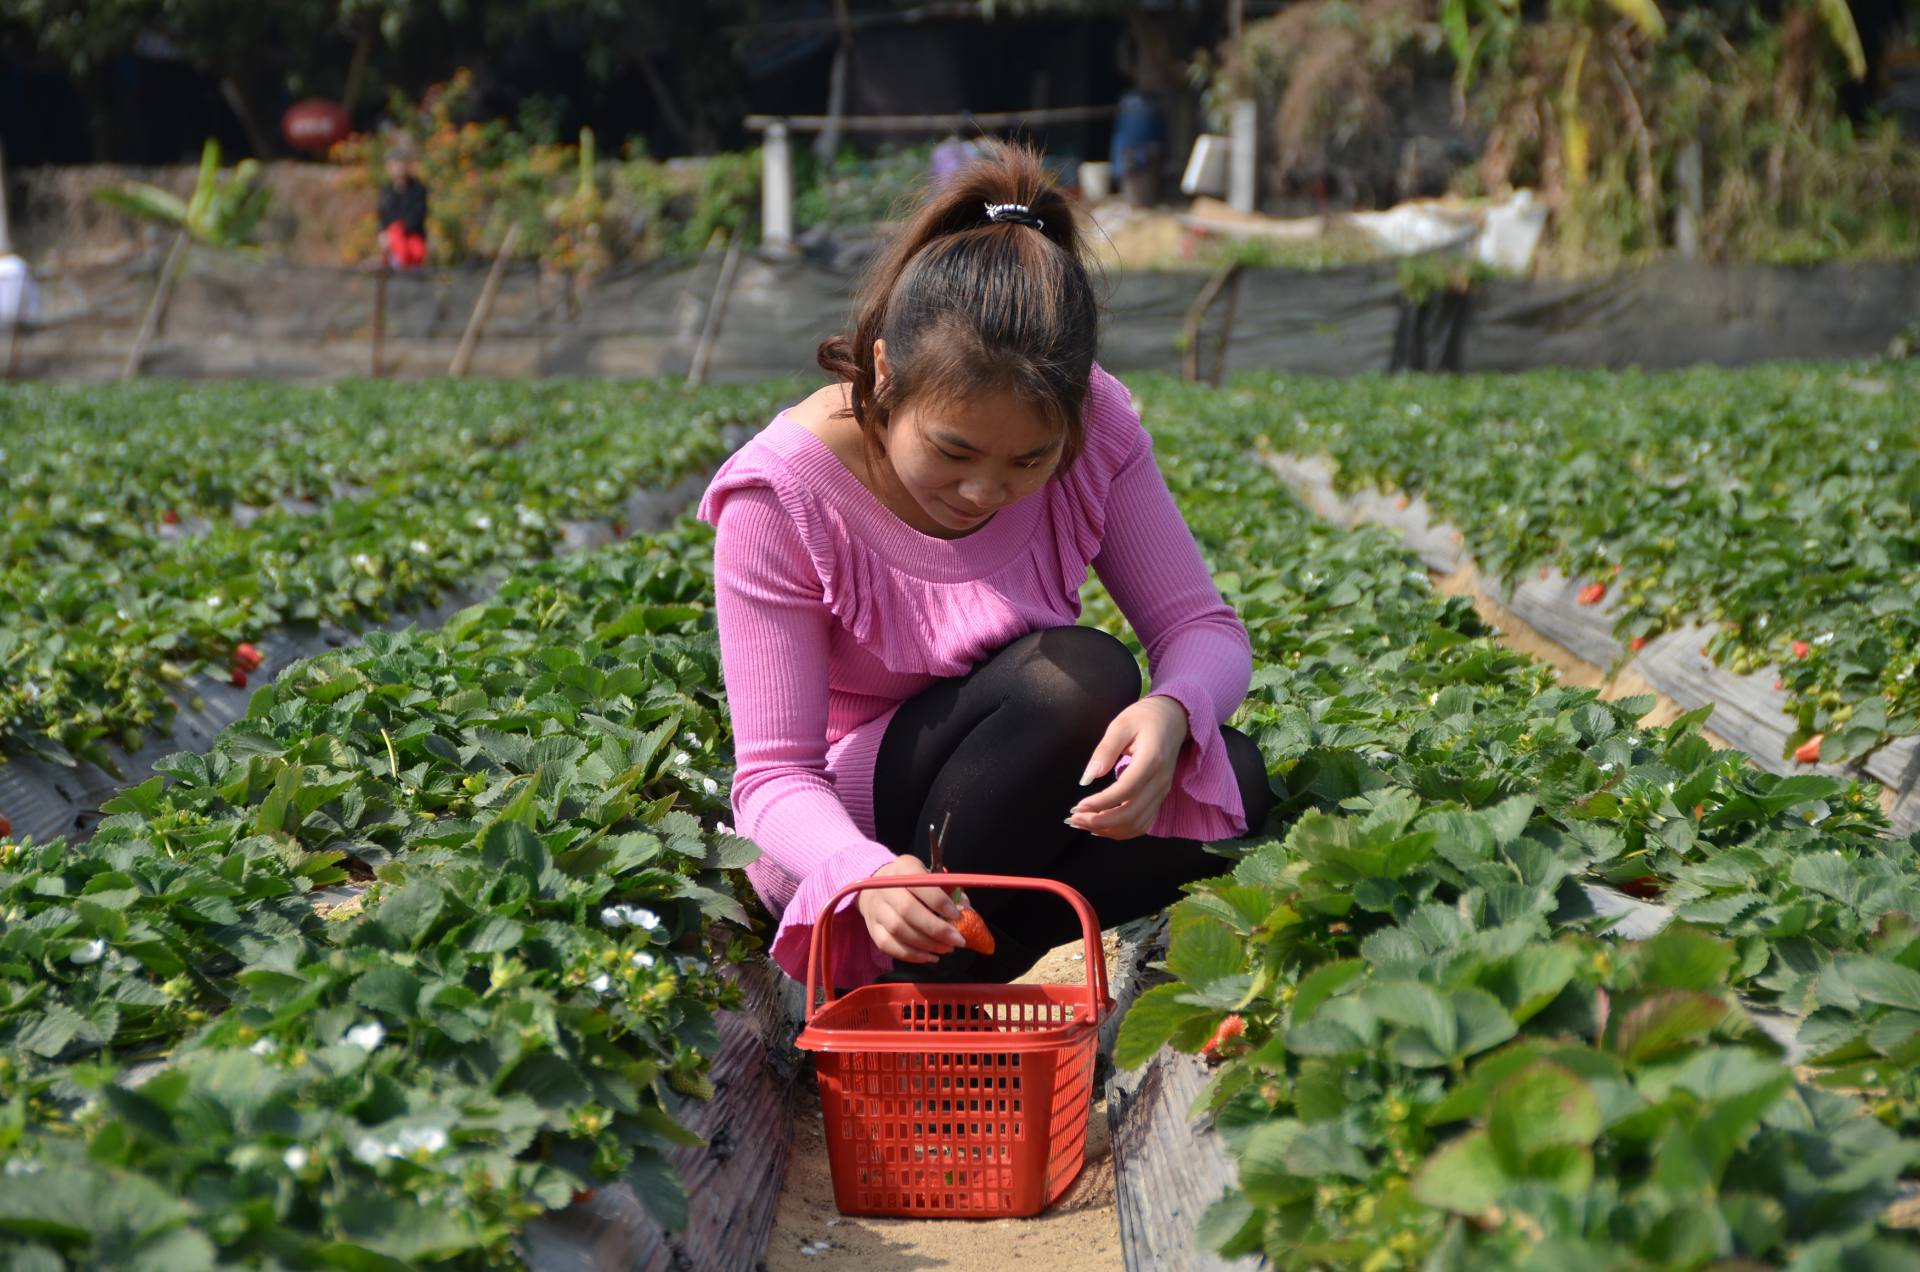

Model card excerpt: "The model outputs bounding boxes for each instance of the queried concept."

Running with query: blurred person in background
[377,139,429,271]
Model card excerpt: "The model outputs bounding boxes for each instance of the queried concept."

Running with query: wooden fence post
[371,261,388,377]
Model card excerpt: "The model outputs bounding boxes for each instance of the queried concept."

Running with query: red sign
[282,99,351,153]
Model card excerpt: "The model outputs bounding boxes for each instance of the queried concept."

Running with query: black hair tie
[984,201,1045,231]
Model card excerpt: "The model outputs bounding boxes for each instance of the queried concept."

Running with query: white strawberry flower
[601,903,659,931]
[393,1126,449,1157]
[702,777,719,795]
[588,973,612,993]
[631,951,657,969]
[71,939,107,965]
[283,1146,310,1171]
[352,1134,388,1165]
[250,1037,278,1056]
[344,1021,386,1051]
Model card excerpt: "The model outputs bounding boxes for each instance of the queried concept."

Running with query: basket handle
[803,872,1112,1025]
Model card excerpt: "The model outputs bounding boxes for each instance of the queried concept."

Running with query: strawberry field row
[0,521,775,1268]
[0,378,797,777]
[1210,363,1920,770]
[1095,376,1920,1269]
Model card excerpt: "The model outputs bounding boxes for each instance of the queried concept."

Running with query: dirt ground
[764,931,1126,1272]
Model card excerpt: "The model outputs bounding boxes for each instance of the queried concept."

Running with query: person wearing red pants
[377,141,429,272]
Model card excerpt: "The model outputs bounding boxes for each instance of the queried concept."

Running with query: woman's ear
[872,338,890,392]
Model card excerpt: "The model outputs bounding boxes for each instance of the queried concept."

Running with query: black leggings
[870,625,1275,983]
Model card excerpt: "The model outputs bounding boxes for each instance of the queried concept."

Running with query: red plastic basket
[794,873,1113,1218]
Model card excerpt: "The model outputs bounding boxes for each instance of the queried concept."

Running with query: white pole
[762,121,794,255]
[1229,99,1258,214]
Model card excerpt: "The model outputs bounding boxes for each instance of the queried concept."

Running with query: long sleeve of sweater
[1092,422,1253,840]
[710,484,897,984]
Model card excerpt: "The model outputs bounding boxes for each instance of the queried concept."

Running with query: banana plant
[93,138,270,379]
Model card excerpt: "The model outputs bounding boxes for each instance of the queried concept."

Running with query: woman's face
[874,343,1062,535]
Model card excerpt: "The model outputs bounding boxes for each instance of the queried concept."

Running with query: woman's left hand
[1066,696,1189,839]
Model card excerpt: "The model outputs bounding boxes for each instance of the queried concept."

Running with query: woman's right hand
[856,855,967,963]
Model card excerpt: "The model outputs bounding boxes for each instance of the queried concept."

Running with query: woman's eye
[937,449,965,463]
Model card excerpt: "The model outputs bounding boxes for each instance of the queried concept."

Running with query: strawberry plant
[1087,378,1920,1267]
[1192,363,1920,765]
[0,378,798,773]
[0,522,763,1266]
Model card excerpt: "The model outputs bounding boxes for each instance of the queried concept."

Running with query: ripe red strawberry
[232,643,264,672]
[1394,494,1410,510]
[1201,1014,1247,1059]
[1792,640,1810,660]
[611,517,628,539]
[1630,635,1646,652]
[162,509,180,526]
[1577,582,1607,606]
[1611,563,1622,575]
[571,1188,596,1205]
[953,908,995,955]
[1538,567,1550,580]
[1793,734,1824,765]
[1617,876,1662,900]
[0,813,12,839]
[229,668,248,689]
[1773,677,1784,691]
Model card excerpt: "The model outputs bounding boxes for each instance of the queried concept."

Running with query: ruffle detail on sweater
[1144,680,1249,843]
[751,842,897,988]
[701,455,1064,680]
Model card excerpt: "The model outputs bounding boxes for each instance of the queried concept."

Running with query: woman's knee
[1221,725,1276,835]
[1000,626,1141,728]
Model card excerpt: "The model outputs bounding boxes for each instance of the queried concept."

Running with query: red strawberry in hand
[952,907,995,955]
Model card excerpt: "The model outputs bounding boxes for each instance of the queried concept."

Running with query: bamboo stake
[123,227,191,381]
[687,232,744,387]
[1211,264,1243,388]
[1180,259,1241,385]
[448,223,520,377]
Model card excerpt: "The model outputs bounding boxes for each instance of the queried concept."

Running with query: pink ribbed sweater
[696,365,1252,986]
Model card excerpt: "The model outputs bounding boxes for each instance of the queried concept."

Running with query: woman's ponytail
[818,141,1100,474]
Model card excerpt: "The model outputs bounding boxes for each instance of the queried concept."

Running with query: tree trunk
[636,55,698,155]
[81,68,118,161]
[220,76,278,159]
[342,29,375,117]
[815,0,856,167]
